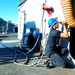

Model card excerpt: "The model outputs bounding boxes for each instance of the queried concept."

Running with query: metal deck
[0,33,75,75]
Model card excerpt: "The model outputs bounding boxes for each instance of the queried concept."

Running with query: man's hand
[60,21,67,26]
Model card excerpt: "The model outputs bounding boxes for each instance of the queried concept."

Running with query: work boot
[44,59,55,69]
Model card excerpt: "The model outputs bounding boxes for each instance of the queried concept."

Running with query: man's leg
[50,53,66,67]
[56,47,75,68]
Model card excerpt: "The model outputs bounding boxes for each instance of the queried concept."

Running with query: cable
[25,0,48,67]
[1,42,28,63]
[31,0,48,67]
[14,0,48,67]
[0,41,39,67]
[0,0,48,67]
[14,35,40,66]
[34,26,52,67]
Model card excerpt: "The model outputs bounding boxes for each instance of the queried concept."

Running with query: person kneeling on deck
[20,28,39,52]
[44,18,74,69]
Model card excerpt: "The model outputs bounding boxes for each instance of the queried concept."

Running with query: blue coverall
[20,32,35,51]
[45,27,74,68]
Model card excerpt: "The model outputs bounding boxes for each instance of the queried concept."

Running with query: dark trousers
[46,46,74,68]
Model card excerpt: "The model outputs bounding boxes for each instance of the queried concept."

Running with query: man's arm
[60,22,69,38]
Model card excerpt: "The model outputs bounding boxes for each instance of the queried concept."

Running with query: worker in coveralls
[20,28,39,52]
[20,28,35,51]
[45,18,74,69]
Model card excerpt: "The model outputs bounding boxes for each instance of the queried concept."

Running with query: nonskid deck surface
[0,33,75,75]
[0,47,75,75]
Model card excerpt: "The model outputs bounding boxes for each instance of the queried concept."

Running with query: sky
[0,0,19,24]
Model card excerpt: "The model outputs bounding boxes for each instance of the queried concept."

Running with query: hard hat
[48,18,58,27]
[33,30,39,38]
[26,29,30,34]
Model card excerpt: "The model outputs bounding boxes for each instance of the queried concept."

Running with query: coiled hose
[60,0,75,28]
[0,35,40,67]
